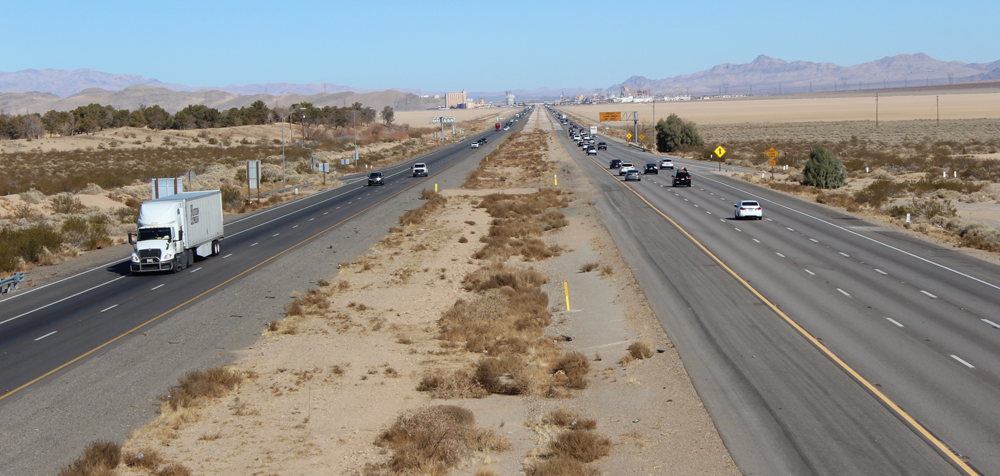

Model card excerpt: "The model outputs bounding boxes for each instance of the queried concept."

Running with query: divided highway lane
[0,126,508,404]
[586,126,1000,473]
[546,109,971,475]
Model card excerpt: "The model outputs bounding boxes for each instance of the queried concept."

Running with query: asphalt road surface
[0,109,532,475]
[553,107,998,476]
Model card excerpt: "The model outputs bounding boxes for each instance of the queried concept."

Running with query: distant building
[506,91,515,106]
[446,89,467,108]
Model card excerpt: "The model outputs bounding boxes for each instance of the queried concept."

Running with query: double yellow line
[582,152,979,476]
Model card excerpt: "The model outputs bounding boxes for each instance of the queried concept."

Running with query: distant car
[586,146,597,155]
[660,158,674,169]
[619,162,634,175]
[480,138,488,144]
[609,159,622,169]
[644,163,658,174]
[412,163,428,177]
[503,126,509,131]
[735,200,763,220]
[471,141,480,148]
[597,142,607,150]
[672,170,691,187]
[624,170,642,181]
[368,172,384,186]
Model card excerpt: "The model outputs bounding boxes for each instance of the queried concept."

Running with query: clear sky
[2,0,997,92]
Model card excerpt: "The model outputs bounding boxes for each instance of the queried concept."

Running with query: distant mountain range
[613,53,1000,96]
[2,53,998,114]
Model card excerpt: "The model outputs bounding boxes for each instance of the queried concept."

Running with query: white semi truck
[130,191,225,273]
[590,125,598,136]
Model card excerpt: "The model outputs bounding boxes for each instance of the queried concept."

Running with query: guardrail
[1,272,25,295]
[627,143,650,152]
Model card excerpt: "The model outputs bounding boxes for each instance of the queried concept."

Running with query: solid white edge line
[950,354,975,369]
[1,276,127,326]
[886,317,904,327]
[151,284,164,290]
[920,290,938,299]
[695,174,1000,292]
[837,288,851,297]
[981,319,1000,329]
[100,304,118,313]
[34,331,57,341]
[804,269,815,275]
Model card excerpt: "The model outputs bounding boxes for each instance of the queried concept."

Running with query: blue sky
[2,0,997,92]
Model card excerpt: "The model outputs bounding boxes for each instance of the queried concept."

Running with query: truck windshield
[138,227,172,241]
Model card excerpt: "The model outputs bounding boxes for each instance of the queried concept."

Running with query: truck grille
[139,249,161,260]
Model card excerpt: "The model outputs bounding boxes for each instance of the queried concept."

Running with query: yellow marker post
[564,282,570,311]
[554,175,558,186]
[434,183,438,193]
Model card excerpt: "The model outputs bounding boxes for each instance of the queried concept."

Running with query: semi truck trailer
[130,190,225,273]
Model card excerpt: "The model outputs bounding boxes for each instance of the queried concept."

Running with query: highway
[552,107,999,475]
[0,123,518,407]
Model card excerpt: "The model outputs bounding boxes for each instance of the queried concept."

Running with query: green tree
[802,145,847,189]
[142,105,173,130]
[655,114,703,152]
[381,105,394,126]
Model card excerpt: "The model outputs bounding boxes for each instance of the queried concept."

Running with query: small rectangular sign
[599,112,622,121]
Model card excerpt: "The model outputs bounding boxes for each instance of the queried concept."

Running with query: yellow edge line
[582,152,978,476]
[0,161,458,403]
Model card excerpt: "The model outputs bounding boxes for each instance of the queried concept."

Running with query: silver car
[624,170,642,181]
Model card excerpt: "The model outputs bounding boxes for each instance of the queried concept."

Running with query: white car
[660,158,674,169]
[618,162,635,175]
[412,163,428,177]
[734,200,763,220]
[470,142,479,148]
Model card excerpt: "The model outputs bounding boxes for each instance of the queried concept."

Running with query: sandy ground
[116,108,738,475]
[394,107,522,129]
[560,90,1000,125]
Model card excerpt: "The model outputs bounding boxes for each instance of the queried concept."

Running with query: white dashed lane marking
[786,227,795,232]
[222,254,232,259]
[982,319,1000,329]
[920,290,938,299]
[251,242,258,247]
[951,355,975,369]
[151,284,164,290]
[35,331,57,341]
[101,304,118,312]
[776,253,785,258]
[810,238,819,243]
[875,269,888,275]
[837,288,851,297]
[840,252,851,257]
[804,269,815,275]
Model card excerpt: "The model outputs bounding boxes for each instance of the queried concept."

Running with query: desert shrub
[655,114,704,152]
[58,440,121,476]
[528,455,601,476]
[579,262,599,273]
[367,405,510,476]
[0,225,63,272]
[20,188,45,204]
[549,430,611,463]
[627,342,654,360]
[11,203,42,221]
[220,185,244,211]
[888,199,957,220]
[462,262,546,292]
[50,193,84,214]
[400,190,447,225]
[957,223,1000,252]
[854,179,905,208]
[155,464,192,476]
[553,351,590,389]
[801,146,846,189]
[164,367,243,410]
[122,449,163,469]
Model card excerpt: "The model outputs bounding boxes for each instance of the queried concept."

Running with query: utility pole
[937,96,940,127]
[876,93,879,130]
[353,111,359,165]
[281,112,286,188]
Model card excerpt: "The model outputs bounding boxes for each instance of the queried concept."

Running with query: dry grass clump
[553,352,591,389]
[400,189,448,226]
[58,440,120,476]
[462,129,553,189]
[525,410,610,476]
[473,189,569,261]
[163,367,244,410]
[122,448,164,470]
[462,262,547,292]
[364,405,511,476]
[622,342,654,365]
[284,287,331,317]
[578,262,599,273]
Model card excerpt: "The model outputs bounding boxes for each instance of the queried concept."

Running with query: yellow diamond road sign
[766,147,778,160]
[639,134,645,140]
[715,146,726,157]
[627,133,632,139]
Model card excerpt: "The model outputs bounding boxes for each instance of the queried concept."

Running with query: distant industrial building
[506,91,515,106]
[446,89,467,108]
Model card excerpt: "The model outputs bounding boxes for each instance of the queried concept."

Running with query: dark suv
[609,159,622,169]
[672,170,691,187]
[644,163,658,174]
[368,172,384,186]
